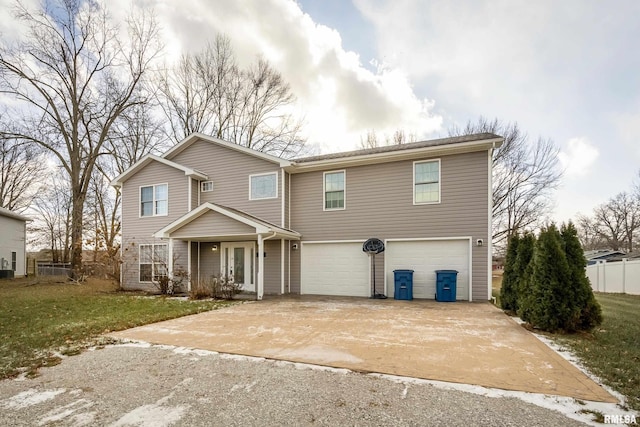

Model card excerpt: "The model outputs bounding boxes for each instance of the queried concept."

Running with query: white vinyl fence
[586,259,640,295]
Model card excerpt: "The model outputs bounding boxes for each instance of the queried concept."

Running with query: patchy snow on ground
[0,388,66,409]
[109,393,188,427]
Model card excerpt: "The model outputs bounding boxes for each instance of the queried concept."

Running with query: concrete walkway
[108,297,615,403]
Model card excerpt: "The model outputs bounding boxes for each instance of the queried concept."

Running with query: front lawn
[0,277,232,379]
[555,293,640,411]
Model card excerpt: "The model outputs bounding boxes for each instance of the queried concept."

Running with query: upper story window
[250,172,277,200]
[324,170,345,210]
[201,181,214,192]
[140,184,168,217]
[414,160,440,204]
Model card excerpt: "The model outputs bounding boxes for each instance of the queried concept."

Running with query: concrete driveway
[108,297,615,403]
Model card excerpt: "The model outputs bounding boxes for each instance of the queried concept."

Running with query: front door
[220,242,255,291]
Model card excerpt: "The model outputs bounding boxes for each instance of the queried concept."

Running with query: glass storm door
[220,242,255,291]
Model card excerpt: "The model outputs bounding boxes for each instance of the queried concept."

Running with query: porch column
[187,240,192,292]
[168,238,174,278]
[257,234,264,300]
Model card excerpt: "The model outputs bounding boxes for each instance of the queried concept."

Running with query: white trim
[201,180,214,193]
[168,238,174,278]
[383,237,473,301]
[287,242,291,293]
[197,242,201,284]
[162,132,292,167]
[288,172,291,229]
[139,183,169,218]
[413,159,441,205]
[220,241,256,292]
[188,177,192,211]
[280,239,285,294]
[257,234,264,300]
[281,169,285,227]
[187,240,192,291]
[249,171,278,201]
[111,153,207,187]
[322,169,346,211]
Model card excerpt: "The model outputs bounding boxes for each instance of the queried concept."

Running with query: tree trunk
[70,189,86,280]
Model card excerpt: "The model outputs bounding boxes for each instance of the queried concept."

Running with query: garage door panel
[301,242,370,297]
[386,240,469,300]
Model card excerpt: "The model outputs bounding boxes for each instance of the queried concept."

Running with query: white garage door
[301,242,370,296]
[385,239,470,300]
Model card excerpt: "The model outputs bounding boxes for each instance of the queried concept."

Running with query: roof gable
[111,154,208,187]
[162,133,292,168]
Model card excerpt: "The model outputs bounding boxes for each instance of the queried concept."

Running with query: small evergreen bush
[561,222,602,331]
[500,233,520,312]
[514,232,536,322]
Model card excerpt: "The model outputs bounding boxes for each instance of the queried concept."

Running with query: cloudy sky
[2,0,639,223]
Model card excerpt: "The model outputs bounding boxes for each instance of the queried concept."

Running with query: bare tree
[31,168,72,263]
[449,117,562,246]
[158,34,306,158]
[576,215,607,251]
[0,134,45,211]
[580,192,640,252]
[0,0,161,278]
[87,101,169,276]
[358,128,417,149]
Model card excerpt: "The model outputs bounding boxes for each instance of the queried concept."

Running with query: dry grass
[0,276,232,379]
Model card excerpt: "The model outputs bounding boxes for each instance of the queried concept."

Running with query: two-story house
[112,132,503,301]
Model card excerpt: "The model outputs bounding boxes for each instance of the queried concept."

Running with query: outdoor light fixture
[211,245,218,252]
[292,243,299,250]
[476,239,484,247]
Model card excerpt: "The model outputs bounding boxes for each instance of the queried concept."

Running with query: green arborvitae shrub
[525,224,575,332]
[500,233,520,312]
[561,221,602,331]
[514,232,536,321]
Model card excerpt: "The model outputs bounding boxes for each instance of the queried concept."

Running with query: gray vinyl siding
[169,138,282,224]
[263,239,282,294]
[120,160,190,291]
[171,210,255,239]
[195,242,221,282]
[290,244,300,293]
[290,151,490,300]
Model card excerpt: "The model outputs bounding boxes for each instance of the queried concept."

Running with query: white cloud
[105,0,442,153]
[558,137,599,178]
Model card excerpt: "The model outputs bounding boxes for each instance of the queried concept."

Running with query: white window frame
[139,183,169,217]
[249,172,278,200]
[323,170,346,211]
[201,181,214,192]
[413,159,441,205]
[139,243,168,283]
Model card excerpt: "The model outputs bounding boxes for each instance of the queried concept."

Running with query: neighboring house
[585,250,627,265]
[113,132,503,301]
[0,207,30,278]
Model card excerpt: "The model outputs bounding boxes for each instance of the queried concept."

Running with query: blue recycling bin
[435,270,458,302]
[393,270,414,300]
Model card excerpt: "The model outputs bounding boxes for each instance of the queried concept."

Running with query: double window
[250,172,277,200]
[139,244,168,282]
[414,160,440,204]
[324,170,345,210]
[140,184,168,217]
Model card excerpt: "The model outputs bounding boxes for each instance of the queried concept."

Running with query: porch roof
[153,202,301,241]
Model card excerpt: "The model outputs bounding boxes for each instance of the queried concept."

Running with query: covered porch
[153,203,300,299]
